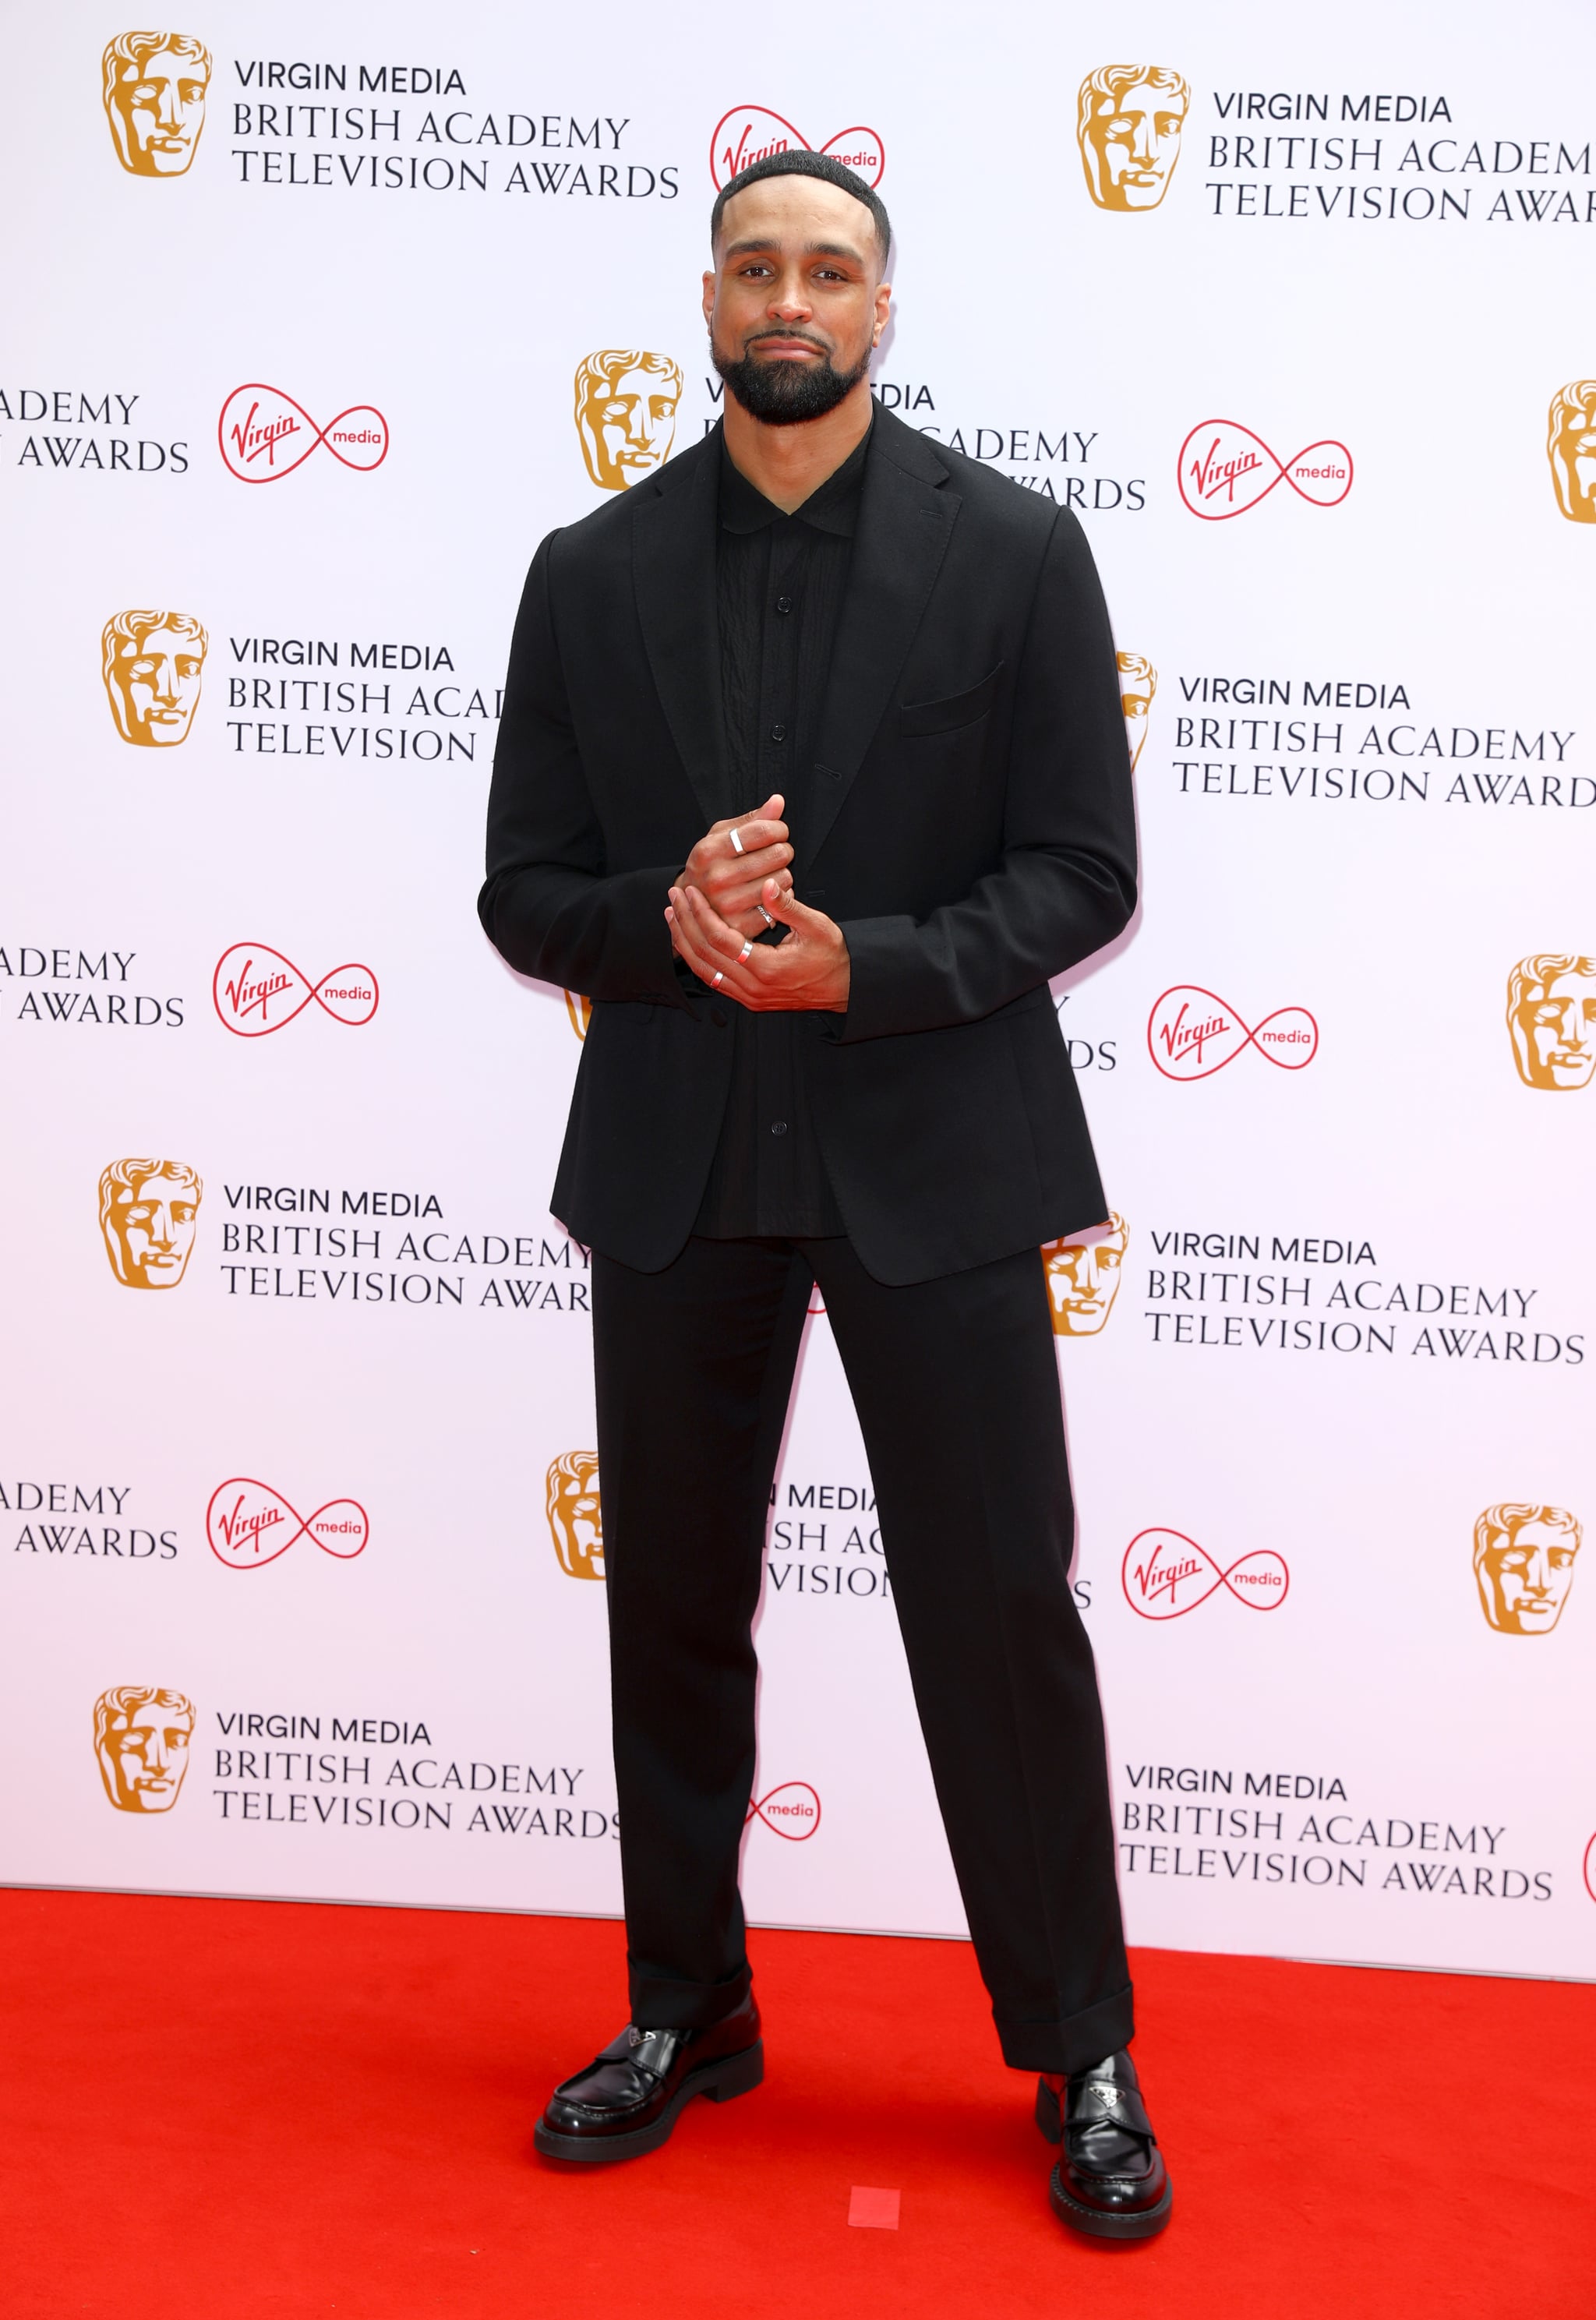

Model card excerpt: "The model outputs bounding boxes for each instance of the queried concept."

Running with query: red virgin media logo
[1122,1527,1288,1619]
[710,107,885,191]
[746,1780,821,1839]
[206,1479,369,1569]
[1148,986,1318,1080]
[212,945,379,1036]
[1584,1832,1596,1903]
[1178,420,1352,519]
[218,385,390,482]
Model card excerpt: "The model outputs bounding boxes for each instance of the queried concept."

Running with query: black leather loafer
[1036,2049,1172,2241]
[534,1993,764,2161]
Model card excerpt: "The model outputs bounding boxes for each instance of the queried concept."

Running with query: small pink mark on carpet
[849,2186,901,2230]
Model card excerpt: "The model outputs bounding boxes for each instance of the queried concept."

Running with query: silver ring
[757,904,775,927]
[711,969,724,987]
[738,939,754,963]
[729,825,746,856]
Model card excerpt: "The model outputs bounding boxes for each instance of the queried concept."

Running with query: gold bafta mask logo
[102,32,211,177]
[564,991,592,1040]
[1506,955,1596,1090]
[1547,381,1596,523]
[99,1157,203,1289]
[102,610,207,746]
[1041,1213,1128,1336]
[546,1451,604,1579]
[1077,65,1190,211]
[574,351,683,490]
[94,1685,195,1810]
[1118,653,1156,771]
[1474,1505,1581,1635]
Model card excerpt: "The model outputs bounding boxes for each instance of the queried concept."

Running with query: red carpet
[2,1889,1589,2319]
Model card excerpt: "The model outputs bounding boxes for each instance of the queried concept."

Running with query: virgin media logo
[212,945,379,1036]
[1122,1527,1288,1620]
[746,1780,821,1839]
[1178,420,1352,519]
[1584,1831,1596,1904]
[709,107,885,191]
[206,1480,369,1570]
[1148,986,1318,1080]
[218,385,390,482]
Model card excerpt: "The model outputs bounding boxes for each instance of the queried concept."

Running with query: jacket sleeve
[477,533,689,1007]
[833,509,1138,1043]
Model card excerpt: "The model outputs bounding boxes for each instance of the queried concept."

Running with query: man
[1076,65,1190,213]
[101,610,208,747]
[101,32,211,177]
[480,150,1166,2241]
[1473,1504,1581,1635]
[98,1156,203,1289]
[94,1685,195,1811]
[1506,952,1596,1089]
[574,350,684,492]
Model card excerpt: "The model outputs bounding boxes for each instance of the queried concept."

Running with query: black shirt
[694,423,870,1238]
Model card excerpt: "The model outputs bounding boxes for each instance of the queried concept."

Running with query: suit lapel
[798,419,960,873]
[632,437,730,830]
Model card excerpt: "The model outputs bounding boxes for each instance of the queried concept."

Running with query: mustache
[743,327,832,354]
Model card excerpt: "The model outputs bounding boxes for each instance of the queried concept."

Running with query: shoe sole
[1049,2166,1173,2241]
[1036,2075,1173,2241]
[533,2040,764,2163]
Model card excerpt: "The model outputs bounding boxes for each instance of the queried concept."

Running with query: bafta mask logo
[1474,1505,1580,1636]
[99,1157,202,1289]
[1077,65,1190,211]
[1117,655,1156,771]
[564,991,592,1040]
[102,610,207,747]
[102,32,210,177]
[1042,1213,1128,1337]
[1507,954,1596,1089]
[574,351,683,491]
[1547,381,1596,523]
[546,1451,604,1580]
[94,1685,194,1811]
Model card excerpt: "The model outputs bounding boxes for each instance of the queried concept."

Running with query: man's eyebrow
[722,235,867,266]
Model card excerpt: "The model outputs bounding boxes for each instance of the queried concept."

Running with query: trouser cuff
[628,1957,753,2032]
[994,1983,1135,2075]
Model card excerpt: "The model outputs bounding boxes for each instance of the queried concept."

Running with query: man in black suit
[479,148,1169,2241]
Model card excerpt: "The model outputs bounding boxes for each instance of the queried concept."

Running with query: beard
[712,333,870,426]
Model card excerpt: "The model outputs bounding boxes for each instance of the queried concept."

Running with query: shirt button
[775,595,793,613]
[770,723,786,743]
[770,1121,789,1136]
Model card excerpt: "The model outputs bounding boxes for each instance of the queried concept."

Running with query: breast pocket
[898,661,1005,740]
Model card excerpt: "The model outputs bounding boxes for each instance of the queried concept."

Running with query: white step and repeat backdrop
[4,0,1593,1984]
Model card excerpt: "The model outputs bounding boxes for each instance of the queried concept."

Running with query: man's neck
[721,379,874,514]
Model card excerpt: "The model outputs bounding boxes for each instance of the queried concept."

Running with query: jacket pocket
[899,661,1005,739]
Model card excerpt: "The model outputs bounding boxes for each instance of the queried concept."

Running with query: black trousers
[591,1234,1133,2075]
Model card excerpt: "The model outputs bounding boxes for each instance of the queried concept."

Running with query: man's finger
[725,819,789,860]
[668,889,763,997]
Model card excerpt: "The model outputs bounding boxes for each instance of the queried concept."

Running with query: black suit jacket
[478,407,1137,1285]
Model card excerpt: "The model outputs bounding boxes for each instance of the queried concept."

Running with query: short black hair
[711,148,892,268]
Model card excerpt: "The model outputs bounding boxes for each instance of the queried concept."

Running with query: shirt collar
[718,412,874,537]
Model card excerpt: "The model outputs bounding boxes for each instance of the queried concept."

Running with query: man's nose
[153,664,178,704]
[149,1204,175,1247]
[1131,118,1156,163]
[768,275,814,321]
